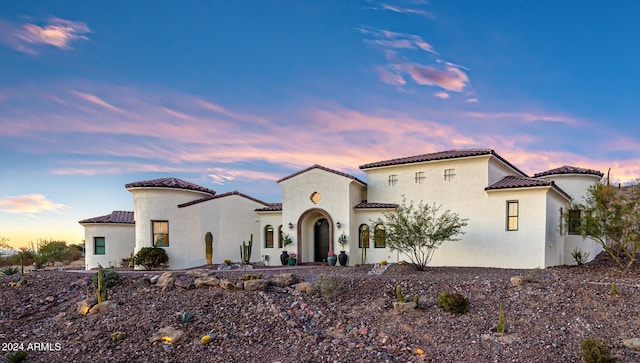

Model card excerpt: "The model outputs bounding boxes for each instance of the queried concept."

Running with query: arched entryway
[296,208,334,263]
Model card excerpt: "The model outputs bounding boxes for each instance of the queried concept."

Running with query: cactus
[611,282,619,295]
[240,234,253,264]
[396,285,407,303]
[179,311,195,324]
[413,293,420,306]
[96,265,108,303]
[20,255,24,276]
[496,304,507,333]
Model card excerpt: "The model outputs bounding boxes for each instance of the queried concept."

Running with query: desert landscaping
[0,253,639,362]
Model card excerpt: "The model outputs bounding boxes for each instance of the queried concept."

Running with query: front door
[314,218,329,262]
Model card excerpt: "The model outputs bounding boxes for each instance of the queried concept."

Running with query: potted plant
[327,250,337,266]
[281,234,293,265]
[337,232,348,266]
[287,253,297,266]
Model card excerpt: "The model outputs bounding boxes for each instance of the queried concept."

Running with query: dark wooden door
[314,218,329,262]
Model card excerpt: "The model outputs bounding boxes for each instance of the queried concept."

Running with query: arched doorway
[296,208,334,263]
[314,218,330,262]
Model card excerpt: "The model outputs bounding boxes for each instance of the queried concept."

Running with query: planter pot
[338,251,348,266]
[287,257,297,266]
[280,251,289,266]
[327,255,337,266]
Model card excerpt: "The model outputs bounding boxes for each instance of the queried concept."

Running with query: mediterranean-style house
[79,149,604,270]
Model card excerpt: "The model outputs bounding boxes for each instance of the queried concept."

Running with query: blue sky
[1,1,639,249]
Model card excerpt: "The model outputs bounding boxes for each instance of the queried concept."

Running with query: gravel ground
[1,253,639,363]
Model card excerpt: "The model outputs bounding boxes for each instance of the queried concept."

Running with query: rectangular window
[444,168,456,181]
[152,221,169,247]
[94,237,105,255]
[388,174,398,186]
[415,171,425,184]
[568,210,581,235]
[507,201,519,231]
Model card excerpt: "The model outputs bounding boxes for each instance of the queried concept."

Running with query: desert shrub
[313,274,344,302]
[133,247,169,270]
[581,338,616,363]
[7,351,28,363]
[2,267,19,276]
[572,247,590,265]
[92,268,121,288]
[437,291,469,314]
[36,239,75,265]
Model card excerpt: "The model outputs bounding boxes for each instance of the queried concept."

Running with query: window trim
[359,224,370,248]
[94,236,105,255]
[265,225,274,248]
[388,174,398,186]
[374,224,386,248]
[152,220,169,247]
[506,200,519,231]
[415,171,425,184]
[444,168,456,181]
[277,225,283,248]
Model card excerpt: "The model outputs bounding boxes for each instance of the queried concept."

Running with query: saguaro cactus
[96,265,108,303]
[240,234,253,264]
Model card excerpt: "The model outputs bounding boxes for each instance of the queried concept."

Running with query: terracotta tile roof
[359,149,527,176]
[354,201,398,209]
[534,165,604,178]
[178,191,269,208]
[485,176,571,200]
[255,203,283,212]
[125,177,215,195]
[79,211,134,225]
[277,164,367,186]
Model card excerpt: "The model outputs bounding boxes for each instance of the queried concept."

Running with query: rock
[76,298,97,315]
[149,326,185,344]
[175,276,195,290]
[623,338,640,351]
[88,301,117,314]
[269,273,298,287]
[510,276,524,287]
[185,269,213,278]
[244,279,269,291]
[393,301,417,313]
[295,282,313,293]
[220,279,237,291]
[53,312,67,321]
[194,276,220,288]
[235,282,245,290]
[135,277,152,288]
[70,278,89,288]
[156,272,175,289]
[149,275,160,284]
[15,277,27,287]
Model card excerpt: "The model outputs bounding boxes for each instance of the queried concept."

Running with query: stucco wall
[84,223,135,269]
[256,211,284,266]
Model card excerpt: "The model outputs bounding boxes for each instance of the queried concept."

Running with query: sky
[1,1,640,249]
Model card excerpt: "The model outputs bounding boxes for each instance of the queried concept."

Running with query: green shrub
[7,351,28,363]
[437,291,469,314]
[133,247,169,270]
[2,267,19,276]
[572,247,590,265]
[581,338,616,363]
[92,268,120,288]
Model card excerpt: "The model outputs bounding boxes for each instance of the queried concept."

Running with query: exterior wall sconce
[336,221,342,229]
[288,222,294,230]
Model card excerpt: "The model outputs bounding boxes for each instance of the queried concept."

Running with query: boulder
[149,275,160,284]
[294,282,313,293]
[235,282,245,290]
[185,269,213,278]
[156,272,175,289]
[510,276,524,287]
[88,301,117,314]
[244,279,269,291]
[623,338,640,351]
[220,279,237,291]
[393,301,417,313]
[149,326,185,344]
[175,277,195,290]
[269,273,298,287]
[76,298,97,315]
[134,277,151,289]
[194,276,220,288]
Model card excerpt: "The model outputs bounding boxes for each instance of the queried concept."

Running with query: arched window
[374,224,386,248]
[265,225,274,248]
[278,225,283,248]
[359,224,370,248]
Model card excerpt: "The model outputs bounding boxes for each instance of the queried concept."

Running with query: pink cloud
[0,17,90,54]
[376,66,406,86]
[0,194,69,215]
[465,111,583,127]
[434,91,449,99]
[404,63,469,92]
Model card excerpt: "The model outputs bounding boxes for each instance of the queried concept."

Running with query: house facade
[79,149,604,270]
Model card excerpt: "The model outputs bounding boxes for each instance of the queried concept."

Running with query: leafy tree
[32,239,74,267]
[0,236,11,256]
[565,180,640,270]
[373,198,468,271]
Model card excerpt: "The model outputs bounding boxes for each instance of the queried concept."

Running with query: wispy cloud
[380,4,433,18]
[358,26,437,55]
[404,63,469,92]
[207,168,281,185]
[465,111,583,127]
[0,17,90,54]
[0,194,69,215]
[434,91,449,99]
